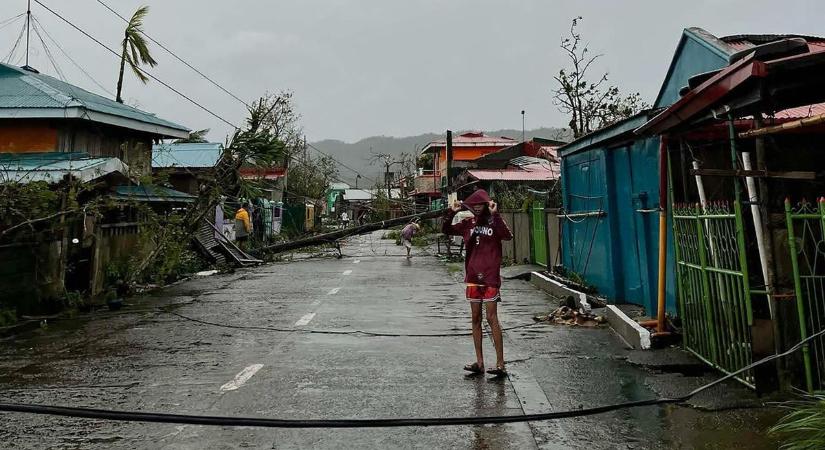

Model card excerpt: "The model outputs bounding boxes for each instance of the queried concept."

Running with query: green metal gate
[784,198,825,393]
[531,201,548,266]
[672,202,754,387]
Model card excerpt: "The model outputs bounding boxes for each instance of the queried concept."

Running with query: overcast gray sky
[3,0,825,142]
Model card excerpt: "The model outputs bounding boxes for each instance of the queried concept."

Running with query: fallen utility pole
[255,209,446,255]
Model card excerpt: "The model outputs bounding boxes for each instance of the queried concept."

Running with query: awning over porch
[0,152,128,184]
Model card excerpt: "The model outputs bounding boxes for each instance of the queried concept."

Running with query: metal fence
[784,198,825,393]
[672,202,754,387]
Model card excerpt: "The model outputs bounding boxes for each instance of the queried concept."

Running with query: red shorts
[466,285,501,303]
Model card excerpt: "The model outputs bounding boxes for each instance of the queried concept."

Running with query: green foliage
[131,206,206,284]
[382,230,401,240]
[411,234,429,247]
[288,154,337,200]
[492,182,534,211]
[0,308,16,327]
[771,395,825,450]
[175,129,210,144]
[62,291,84,309]
[367,188,391,223]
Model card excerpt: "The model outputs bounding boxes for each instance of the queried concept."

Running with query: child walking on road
[442,189,512,376]
[401,220,421,258]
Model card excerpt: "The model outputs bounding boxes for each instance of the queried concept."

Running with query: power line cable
[31,15,114,97]
[1,327,822,428]
[32,0,238,130]
[29,18,65,80]
[4,19,27,63]
[164,309,541,337]
[0,12,25,30]
[93,0,249,108]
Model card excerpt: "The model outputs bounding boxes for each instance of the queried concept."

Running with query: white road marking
[353,259,361,264]
[343,270,353,275]
[294,312,316,326]
[327,287,340,295]
[220,364,264,392]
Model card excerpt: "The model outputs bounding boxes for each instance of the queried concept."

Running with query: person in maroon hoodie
[442,189,513,376]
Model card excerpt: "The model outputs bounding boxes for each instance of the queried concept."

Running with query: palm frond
[129,32,157,66]
[127,6,150,31]
[770,395,825,450]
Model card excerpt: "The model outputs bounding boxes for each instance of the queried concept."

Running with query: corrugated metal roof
[0,152,127,184]
[0,63,188,137]
[152,142,223,168]
[774,102,825,119]
[421,132,517,154]
[721,34,825,52]
[467,165,559,182]
[112,185,196,203]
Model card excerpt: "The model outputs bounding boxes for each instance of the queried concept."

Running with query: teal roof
[152,142,223,168]
[557,110,659,157]
[0,63,189,138]
[0,152,127,184]
[112,185,196,203]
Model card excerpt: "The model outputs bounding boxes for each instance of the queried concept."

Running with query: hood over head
[462,189,491,207]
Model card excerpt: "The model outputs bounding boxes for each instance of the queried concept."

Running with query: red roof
[774,102,825,119]
[467,164,559,182]
[721,35,825,52]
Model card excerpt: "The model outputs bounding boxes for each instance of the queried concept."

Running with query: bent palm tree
[115,6,157,103]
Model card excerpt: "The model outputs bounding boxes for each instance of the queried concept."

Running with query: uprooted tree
[552,17,649,138]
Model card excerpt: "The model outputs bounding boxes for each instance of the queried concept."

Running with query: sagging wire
[4,18,27,63]
[29,17,65,81]
[2,328,823,428]
[163,309,543,338]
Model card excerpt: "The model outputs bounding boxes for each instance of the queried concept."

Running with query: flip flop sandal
[486,367,507,377]
[463,362,484,374]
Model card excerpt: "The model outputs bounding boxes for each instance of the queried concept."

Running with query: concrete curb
[605,305,651,350]
[529,271,651,350]
[529,271,593,311]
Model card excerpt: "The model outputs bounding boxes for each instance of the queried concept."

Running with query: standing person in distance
[442,189,512,376]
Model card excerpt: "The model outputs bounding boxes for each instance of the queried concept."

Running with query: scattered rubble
[534,305,607,327]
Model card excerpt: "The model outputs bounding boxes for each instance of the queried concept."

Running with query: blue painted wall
[561,137,676,314]
[560,28,733,315]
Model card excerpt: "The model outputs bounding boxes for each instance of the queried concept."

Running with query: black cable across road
[2,327,823,428]
[164,309,543,337]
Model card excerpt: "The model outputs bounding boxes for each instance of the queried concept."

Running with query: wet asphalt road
[0,232,780,449]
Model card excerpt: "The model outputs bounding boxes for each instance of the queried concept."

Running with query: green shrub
[0,308,16,327]
[771,395,825,449]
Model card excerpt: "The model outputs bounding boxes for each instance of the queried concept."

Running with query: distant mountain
[311,127,571,186]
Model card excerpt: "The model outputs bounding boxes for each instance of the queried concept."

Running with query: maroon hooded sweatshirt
[442,189,513,287]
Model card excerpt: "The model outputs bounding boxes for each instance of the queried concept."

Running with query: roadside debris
[534,306,607,327]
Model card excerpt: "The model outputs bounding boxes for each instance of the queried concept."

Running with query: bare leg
[471,302,484,368]
[485,302,505,369]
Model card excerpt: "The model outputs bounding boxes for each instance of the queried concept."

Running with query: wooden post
[445,130,453,194]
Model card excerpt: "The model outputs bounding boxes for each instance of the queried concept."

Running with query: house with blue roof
[152,142,224,194]
[557,28,811,318]
[0,62,189,177]
[0,62,192,309]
